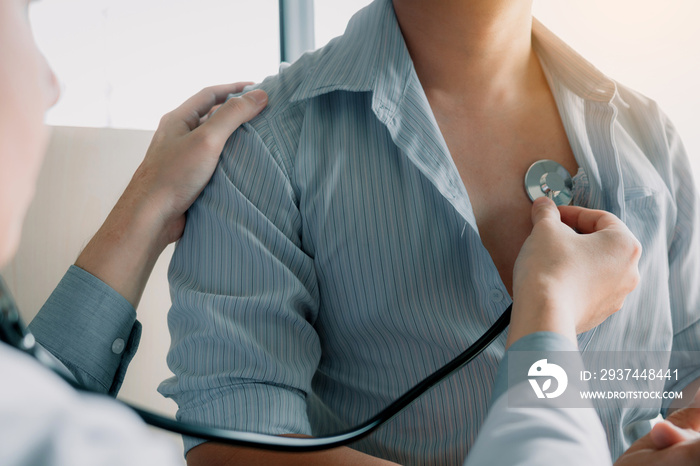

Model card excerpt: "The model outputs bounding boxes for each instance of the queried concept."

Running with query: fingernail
[244,89,268,106]
[532,197,551,208]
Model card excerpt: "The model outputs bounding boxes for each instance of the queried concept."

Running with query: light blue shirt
[10,278,609,465]
[160,0,700,463]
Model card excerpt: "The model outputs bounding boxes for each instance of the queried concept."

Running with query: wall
[534,0,700,177]
[1,126,185,462]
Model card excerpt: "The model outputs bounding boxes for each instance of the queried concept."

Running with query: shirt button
[112,338,125,355]
[489,289,505,302]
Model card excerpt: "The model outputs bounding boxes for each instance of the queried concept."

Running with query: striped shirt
[159,0,700,463]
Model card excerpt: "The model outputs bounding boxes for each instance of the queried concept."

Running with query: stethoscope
[0,160,572,452]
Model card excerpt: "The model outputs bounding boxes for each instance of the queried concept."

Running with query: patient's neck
[392,0,540,112]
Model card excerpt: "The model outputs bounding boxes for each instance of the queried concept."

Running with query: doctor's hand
[508,197,641,347]
[126,83,268,244]
[614,389,700,465]
[74,83,268,308]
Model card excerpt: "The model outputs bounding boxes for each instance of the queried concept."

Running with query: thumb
[200,89,268,144]
[650,421,695,449]
[664,388,700,432]
[531,196,560,226]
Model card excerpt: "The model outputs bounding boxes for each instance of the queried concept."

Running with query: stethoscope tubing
[2,158,580,451]
[1,277,511,452]
[88,305,511,451]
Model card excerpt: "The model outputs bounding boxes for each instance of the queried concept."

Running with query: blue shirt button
[111,338,125,355]
[489,289,505,302]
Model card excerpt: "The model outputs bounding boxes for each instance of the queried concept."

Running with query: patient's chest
[293,90,677,461]
[429,92,579,295]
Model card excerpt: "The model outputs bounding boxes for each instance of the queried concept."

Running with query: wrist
[121,165,177,245]
[125,163,189,247]
[115,178,173,252]
[75,190,168,308]
[507,283,578,349]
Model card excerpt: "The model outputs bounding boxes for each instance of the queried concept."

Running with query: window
[30,0,700,174]
[314,0,372,49]
[533,0,700,174]
[31,0,280,130]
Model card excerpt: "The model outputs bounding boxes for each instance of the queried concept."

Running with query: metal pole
[279,0,315,63]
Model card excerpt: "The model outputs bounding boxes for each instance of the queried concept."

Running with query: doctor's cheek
[31,52,60,177]
[0,0,61,265]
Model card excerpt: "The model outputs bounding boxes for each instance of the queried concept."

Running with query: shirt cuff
[171,383,311,455]
[29,265,141,395]
[491,332,578,404]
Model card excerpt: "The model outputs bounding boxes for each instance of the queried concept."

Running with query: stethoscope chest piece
[525,159,574,206]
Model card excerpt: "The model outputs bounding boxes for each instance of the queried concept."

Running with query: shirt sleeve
[465,332,612,466]
[158,121,321,454]
[662,117,700,414]
[28,265,141,396]
[0,344,179,466]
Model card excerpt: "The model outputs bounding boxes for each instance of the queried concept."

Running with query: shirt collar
[289,0,412,123]
[532,19,627,221]
[532,19,624,105]
[291,0,624,108]
[289,0,626,222]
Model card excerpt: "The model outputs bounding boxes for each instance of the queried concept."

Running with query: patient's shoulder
[222,48,330,181]
[614,82,682,163]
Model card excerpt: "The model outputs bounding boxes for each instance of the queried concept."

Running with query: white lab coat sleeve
[464,332,612,466]
[0,343,180,466]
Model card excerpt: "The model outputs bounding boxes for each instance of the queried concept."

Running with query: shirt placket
[373,73,513,325]
[552,89,626,350]
[583,99,626,221]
